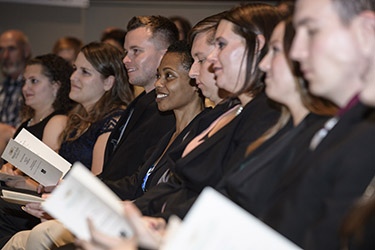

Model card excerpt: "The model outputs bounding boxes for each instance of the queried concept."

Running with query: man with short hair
[262,0,375,249]
[0,30,31,154]
[99,15,178,180]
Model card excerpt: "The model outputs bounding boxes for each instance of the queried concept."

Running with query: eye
[82,68,91,75]
[133,49,139,55]
[198,58,206,64]
[166,72,175,80]
[271,45,281,54]
[31,78,38,84]
[156,73,160,79]
[217,41,226,50]
[306,26,318,37]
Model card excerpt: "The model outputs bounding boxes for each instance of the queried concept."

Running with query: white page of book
[1,189,45,205]
[1,129,71,186]
[2,139,64,186]
[14,129,71,176]
[162,187,302,250]
[42,162,133,241]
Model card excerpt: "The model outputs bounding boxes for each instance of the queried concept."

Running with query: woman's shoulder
[96,106,127,133]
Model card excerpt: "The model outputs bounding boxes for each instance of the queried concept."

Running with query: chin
[359,92,375,107]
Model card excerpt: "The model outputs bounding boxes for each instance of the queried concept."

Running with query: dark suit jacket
[134,93,281,218]
[98,90,175,181]
[103,108,214,200]
[263,102,375,250]
[219,113,329,217]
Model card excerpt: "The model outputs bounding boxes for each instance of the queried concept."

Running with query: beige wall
[0,1,275,58]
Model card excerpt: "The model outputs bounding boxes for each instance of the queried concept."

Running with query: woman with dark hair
[216,16,336,219]
[0,54,75,179]
[58,42,134,175]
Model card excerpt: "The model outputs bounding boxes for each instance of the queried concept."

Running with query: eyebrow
[162,67,176,72]
[129,45,142,50]
[295,17,315,27]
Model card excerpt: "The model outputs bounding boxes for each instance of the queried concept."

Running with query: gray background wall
[0,1,274,58]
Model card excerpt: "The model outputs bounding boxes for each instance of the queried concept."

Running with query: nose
[22,80,30,92]
[123,54,131,65]
[154,77,164,88]
[70,69,78,82]
[289,30,307,63]
[259,52,271,73]
[189,61,199,79]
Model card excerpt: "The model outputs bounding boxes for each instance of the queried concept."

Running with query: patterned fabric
[59,108,125,170]
[0,76,23,127]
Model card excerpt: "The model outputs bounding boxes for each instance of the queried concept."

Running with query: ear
[23,44,32,60]
[103,75,115,91]
[52,80,61,97]
[255,34,266,53]
[352,11,375,56]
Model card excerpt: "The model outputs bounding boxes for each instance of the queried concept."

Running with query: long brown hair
[61,42,134,142]
[246,17,337,156]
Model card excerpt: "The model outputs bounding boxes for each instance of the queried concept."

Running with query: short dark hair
[127,15,179,50]
[166,40,193,71]
[331,0,374,23]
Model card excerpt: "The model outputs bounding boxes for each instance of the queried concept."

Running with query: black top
[103,108,216,200]
[59,108,125,170]
[14,110,65,140]
[263,103,375,250]
[98,90,175,181]
[134,92,281,219]
[219,113,329,217]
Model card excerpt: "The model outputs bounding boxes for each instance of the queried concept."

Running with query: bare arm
[91,132,111,176]
[42,115,68,152]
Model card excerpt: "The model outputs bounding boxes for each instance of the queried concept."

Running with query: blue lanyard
[142,164,156,192]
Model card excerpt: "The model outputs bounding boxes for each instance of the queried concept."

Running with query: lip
[301,66,312,78]
[126,67,136,74]
[212,65,222,76]
[70,84,81,90]
[196,80,204,89]
[155,90,169,102]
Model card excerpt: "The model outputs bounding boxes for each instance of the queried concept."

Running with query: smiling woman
[58,42,134,176]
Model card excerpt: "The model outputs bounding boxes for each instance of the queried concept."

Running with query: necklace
[236,105,243,116]
[27,111,52,127]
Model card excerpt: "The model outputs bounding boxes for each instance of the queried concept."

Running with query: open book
[161,187,302,250]
[1,128,71,186]
[0,189,44,205]
[42,162,134,241]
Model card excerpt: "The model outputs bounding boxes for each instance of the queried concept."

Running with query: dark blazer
[134,93,281,218]
[219,113,329,217]
[103,108,213,200]
[98,90,175,181]
[263,102,375,250]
